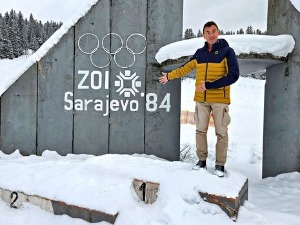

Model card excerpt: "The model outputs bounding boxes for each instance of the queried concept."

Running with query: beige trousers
[194,102,231,166]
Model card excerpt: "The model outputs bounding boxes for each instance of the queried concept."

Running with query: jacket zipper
[204,53,209,102]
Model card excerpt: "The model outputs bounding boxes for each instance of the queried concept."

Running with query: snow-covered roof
[155,34,295,64]
[0,0,98,97]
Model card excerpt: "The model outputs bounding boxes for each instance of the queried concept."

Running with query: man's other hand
[196,80,206,92]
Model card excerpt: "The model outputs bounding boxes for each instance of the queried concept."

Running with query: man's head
[203,21,219,46]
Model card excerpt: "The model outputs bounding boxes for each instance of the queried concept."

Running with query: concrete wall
[264,0,300,177]
[0,0,183,160]
[1,64,37,155]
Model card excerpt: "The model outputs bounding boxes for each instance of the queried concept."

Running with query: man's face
[203,25,219,45]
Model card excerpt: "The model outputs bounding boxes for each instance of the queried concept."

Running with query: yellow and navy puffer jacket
[167,39,239,104]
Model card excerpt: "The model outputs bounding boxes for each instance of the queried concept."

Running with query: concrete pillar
[145,0,183,160]
[263,0,300,177]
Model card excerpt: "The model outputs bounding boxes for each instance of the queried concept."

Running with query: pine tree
[17,11,27,55]
[0,17,6,58]
[225,31,235,35]
[237,28,244,34]
[1,12,14,60]
[30,32,39,51]
[197,29,202,37]
[23,18,29,54]
[0,14,4,58]
[8,9,21,58]
[256,29,262,35]
[1,12,11,58]
[183,28,195,39]
[34,21,43,48]
[7,39,14,59]
[27,13,35,50]
[246,26,254,34]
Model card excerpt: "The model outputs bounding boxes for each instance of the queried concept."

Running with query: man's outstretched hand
[159,72,168,85]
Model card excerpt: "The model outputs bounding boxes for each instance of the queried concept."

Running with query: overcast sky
[0,0,268,33]
[183,0,268,32]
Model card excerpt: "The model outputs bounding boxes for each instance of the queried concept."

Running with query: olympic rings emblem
[78,33,147,69]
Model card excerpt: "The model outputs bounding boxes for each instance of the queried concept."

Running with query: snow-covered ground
[1,150,299,225]
[0,55,299,225]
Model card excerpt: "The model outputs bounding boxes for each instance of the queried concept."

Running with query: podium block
[199,180,248,220]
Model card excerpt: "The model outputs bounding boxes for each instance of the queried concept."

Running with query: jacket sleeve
[167,56,197,80]
[205,48,239,89]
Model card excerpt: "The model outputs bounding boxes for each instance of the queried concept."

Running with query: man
[159,21,239,177]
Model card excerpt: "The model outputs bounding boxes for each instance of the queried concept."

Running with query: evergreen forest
[183,26,267,39]
[0,9,62,59]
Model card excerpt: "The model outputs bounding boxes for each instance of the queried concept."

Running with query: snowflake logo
[114,70,142,97]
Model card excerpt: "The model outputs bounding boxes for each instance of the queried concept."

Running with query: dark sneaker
[192,160,206,170]
[214,165,225,177]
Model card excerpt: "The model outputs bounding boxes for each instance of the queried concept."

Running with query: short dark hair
[203,21,219,34]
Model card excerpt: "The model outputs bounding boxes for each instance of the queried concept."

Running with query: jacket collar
[204,39,229,51]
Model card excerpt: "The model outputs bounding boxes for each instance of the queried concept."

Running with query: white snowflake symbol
[114,70,142,97]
